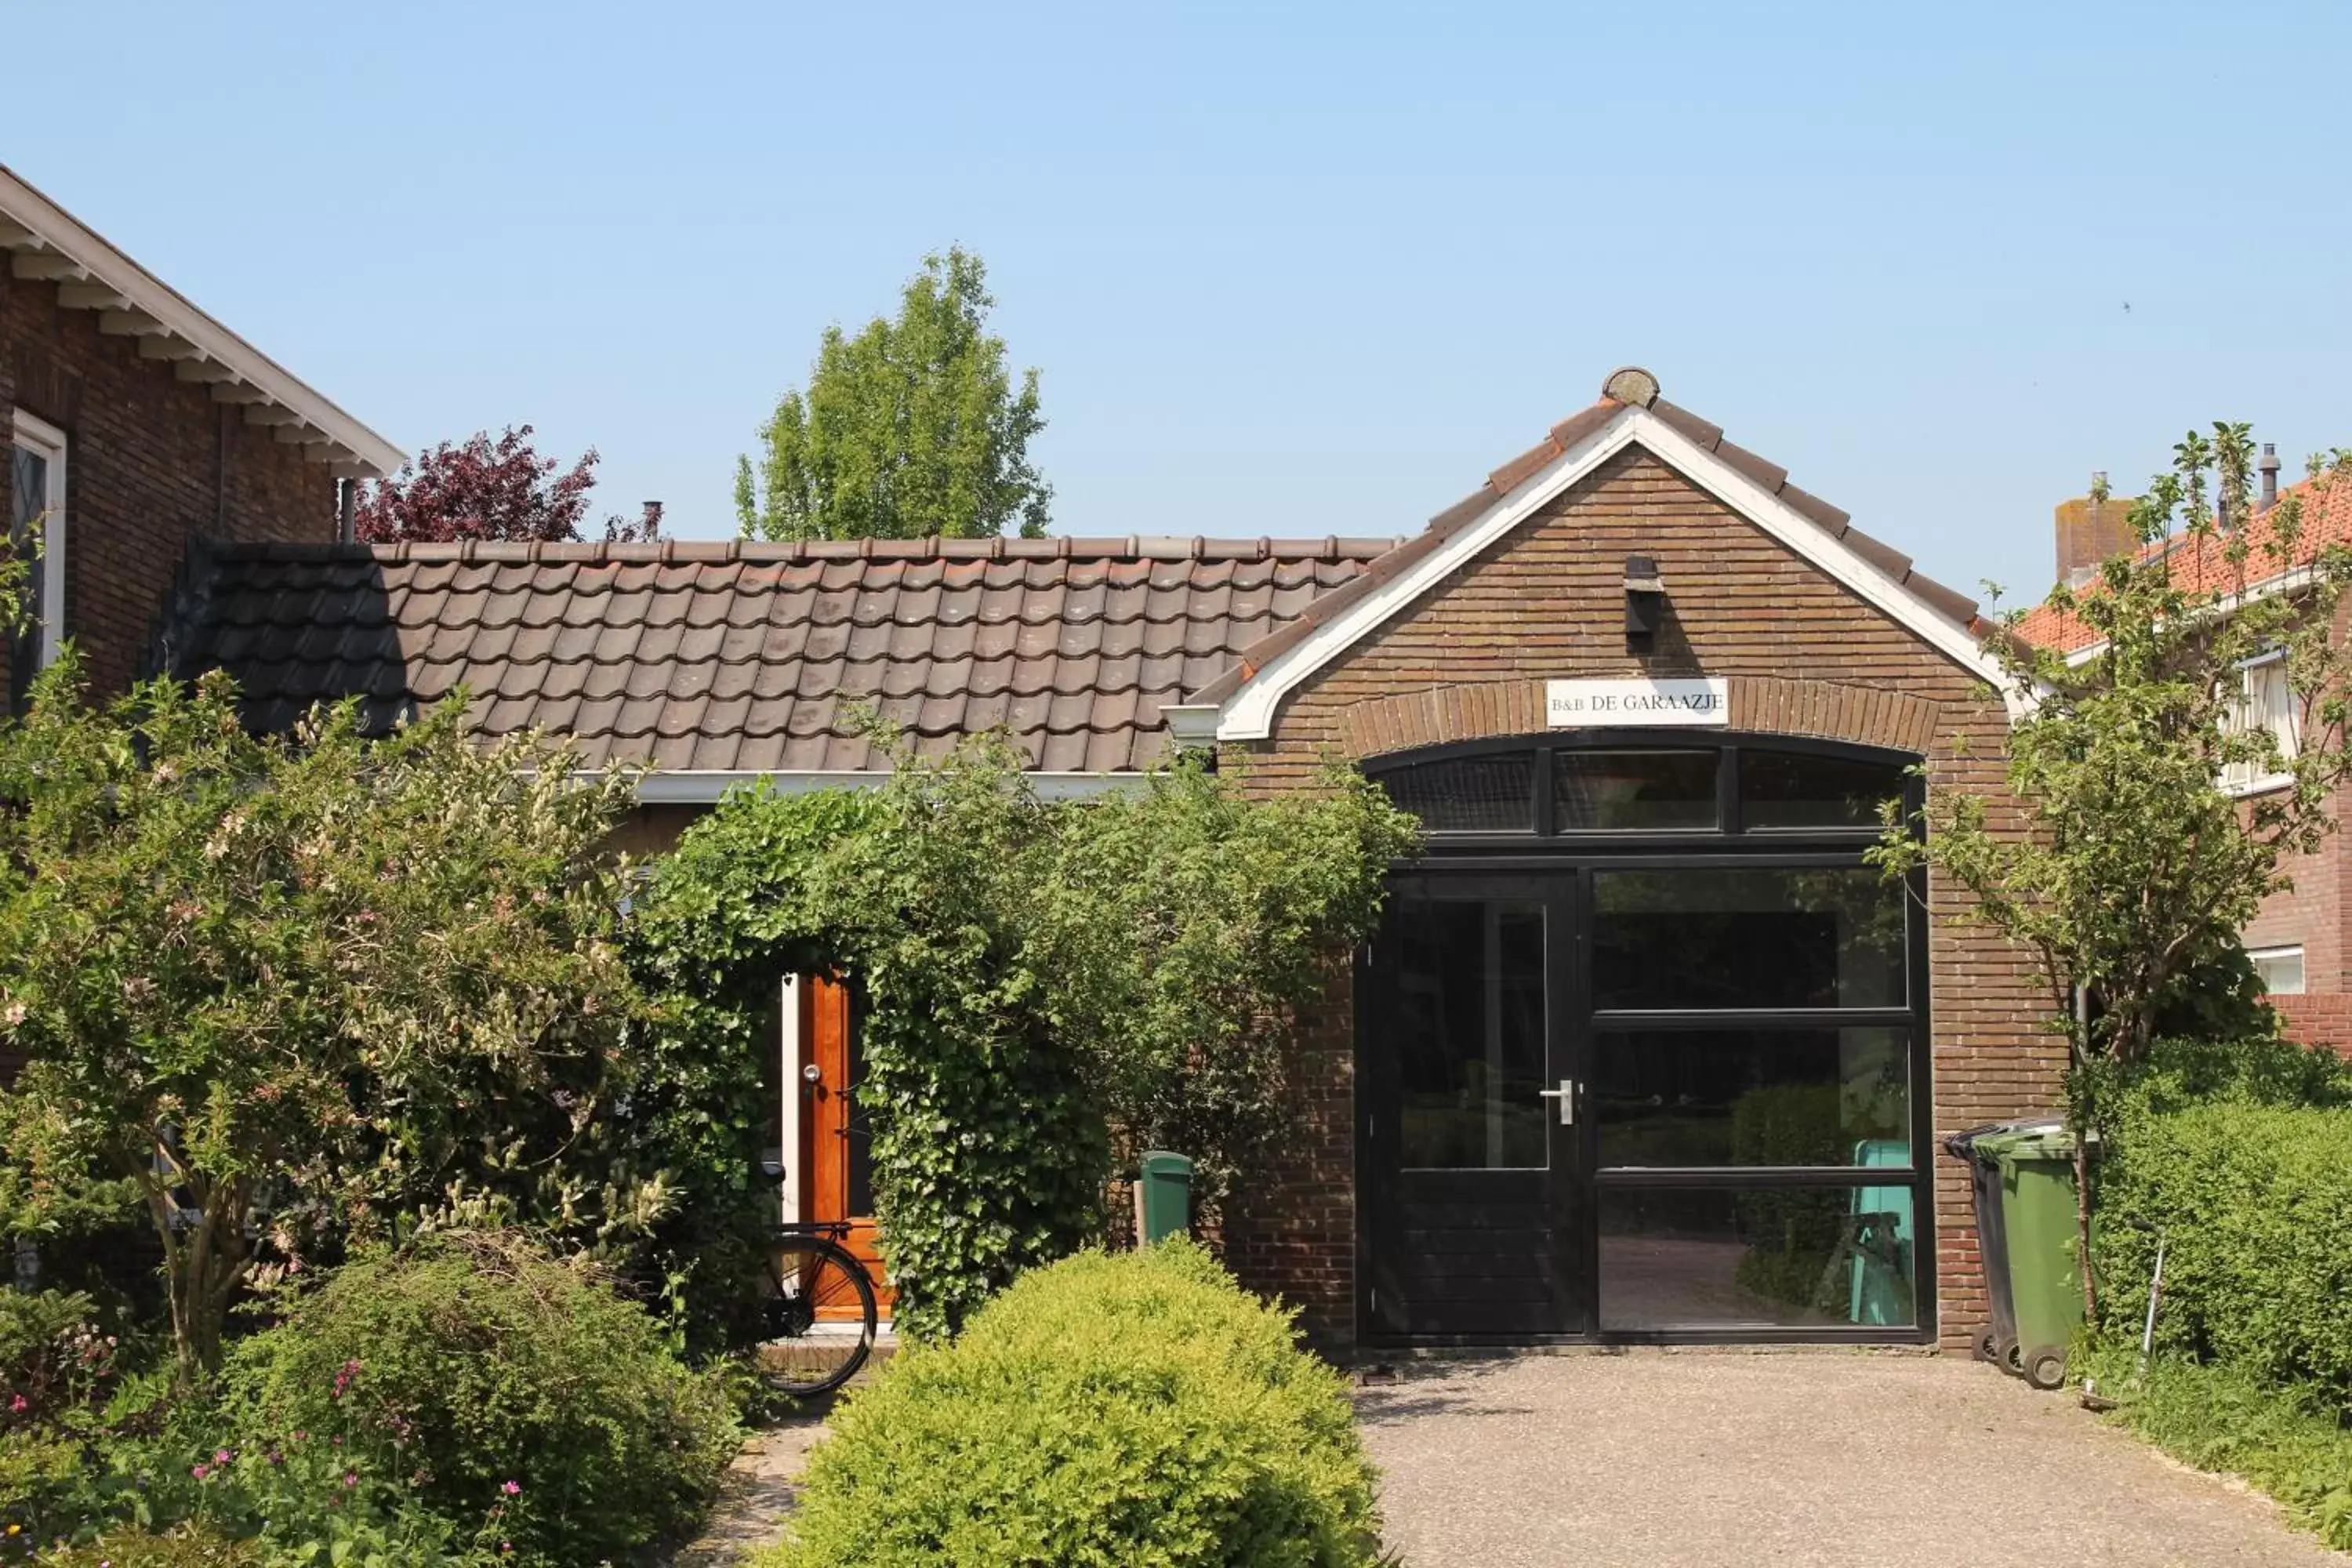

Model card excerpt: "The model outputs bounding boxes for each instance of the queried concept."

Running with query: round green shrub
[223,1229,739,1566]
[760,1238,1383,1568]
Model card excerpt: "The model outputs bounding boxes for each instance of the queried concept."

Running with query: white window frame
[2221,648,2298,797]
[10,409,66,668]
[2247,943,2307,996]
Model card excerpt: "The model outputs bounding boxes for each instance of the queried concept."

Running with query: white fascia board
[1211,405,2016,740]
[0,164,405,477]
[625,769,1147,804]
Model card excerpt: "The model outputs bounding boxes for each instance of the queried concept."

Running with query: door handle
[1537,1080,1577,1126]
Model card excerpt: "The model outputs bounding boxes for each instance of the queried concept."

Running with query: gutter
[621,769,1149,805]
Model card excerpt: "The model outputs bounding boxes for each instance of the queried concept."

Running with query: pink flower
[343,1471,358,1489]
[9,1396,25,1413]
[191,1463,209,1480]
[214,1448,231,1465]
[500,1479,521,1496]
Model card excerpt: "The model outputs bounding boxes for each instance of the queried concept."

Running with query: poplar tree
[736,249,1049,541]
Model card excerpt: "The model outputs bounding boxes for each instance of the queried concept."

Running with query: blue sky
[13,2,2347,606]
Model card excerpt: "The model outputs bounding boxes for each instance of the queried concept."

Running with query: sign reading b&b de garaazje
[1544,677,1729,728]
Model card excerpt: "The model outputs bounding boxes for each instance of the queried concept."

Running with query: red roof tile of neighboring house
[2013,475,2352,652]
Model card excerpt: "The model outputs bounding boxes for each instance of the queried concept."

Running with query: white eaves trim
[0,163,405,479]
[1207,404,2018,741]
[626,769,1146,804]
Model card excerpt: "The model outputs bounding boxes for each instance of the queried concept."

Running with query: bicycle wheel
[755,1235,878,1399]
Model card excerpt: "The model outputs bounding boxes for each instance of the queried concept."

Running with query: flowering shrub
[0,658,652,1375]
[0,1290,126,1540]
[64,1429,460,1566]
[0,1289,118,1428]
[223,1230,739,1566]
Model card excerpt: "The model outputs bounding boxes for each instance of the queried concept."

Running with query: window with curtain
[9,410,66,708]
[2222,652,2297,793]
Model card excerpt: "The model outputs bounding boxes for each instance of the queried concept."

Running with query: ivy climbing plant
[626,736,1417,1341]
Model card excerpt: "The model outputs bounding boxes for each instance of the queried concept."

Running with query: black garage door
[1358,732,1933,1345]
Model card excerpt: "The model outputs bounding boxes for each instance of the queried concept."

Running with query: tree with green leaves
[1872,426,2352,1314]
[735,249,1050,541]
[0,660,657,1374]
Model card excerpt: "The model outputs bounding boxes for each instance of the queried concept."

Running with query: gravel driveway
[1356,1351,2339,1568]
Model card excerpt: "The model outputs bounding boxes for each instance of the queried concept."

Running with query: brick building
[2019,463,2352,1052]
[162,367,2060,1355]
[0,162,402,702]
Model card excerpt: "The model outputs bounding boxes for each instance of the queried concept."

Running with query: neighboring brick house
[2017,461,2352,1051]
[159,367,2058,1358]
[0,162,401,702]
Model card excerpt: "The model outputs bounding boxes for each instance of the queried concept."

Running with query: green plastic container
[1976,1123,2089,1389]
[1136,1151,1193,1244]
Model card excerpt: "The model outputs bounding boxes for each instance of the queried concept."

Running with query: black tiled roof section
[156,536,1398,773]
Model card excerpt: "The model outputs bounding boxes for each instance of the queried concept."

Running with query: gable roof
[2013,474,2352,652]
[1181,367,2006,739]
[0,162,404,478]
[152,366,2000,788]
[154,535,1396,794]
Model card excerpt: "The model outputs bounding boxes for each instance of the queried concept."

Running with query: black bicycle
[752,1220,880,1398]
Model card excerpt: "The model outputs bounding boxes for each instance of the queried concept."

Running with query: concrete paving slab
[1356,1351,2339,1568]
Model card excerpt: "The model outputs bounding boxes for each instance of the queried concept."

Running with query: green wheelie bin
[1975,1122,2092,1390]
[1135,1151,1193,1244]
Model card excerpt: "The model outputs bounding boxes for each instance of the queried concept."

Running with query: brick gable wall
[2245,780,2352,1054]
[1221,446,2057,1353]
[0,268,336,697]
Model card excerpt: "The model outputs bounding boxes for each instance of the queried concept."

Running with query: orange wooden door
[801,975,893,1314]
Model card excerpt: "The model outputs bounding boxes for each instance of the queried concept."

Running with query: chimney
[2260,444,2281,513]
[2056,474,2135,588]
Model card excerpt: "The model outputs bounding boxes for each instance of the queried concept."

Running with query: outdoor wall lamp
[1624,554,1665,653]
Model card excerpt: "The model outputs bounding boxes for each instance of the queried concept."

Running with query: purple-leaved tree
[354,425,659,543]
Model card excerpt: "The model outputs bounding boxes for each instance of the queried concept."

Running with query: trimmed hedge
[758,1240,1383,1567]
[2095,1094,2352,1400]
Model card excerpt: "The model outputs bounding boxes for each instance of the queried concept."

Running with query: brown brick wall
[2267,993,2352,1055]
[2245,779,2348,999]
[0,268,337,697]
[606,804,708,858]
[1221,446,2059,1352]
[2241,778,2352,1054]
